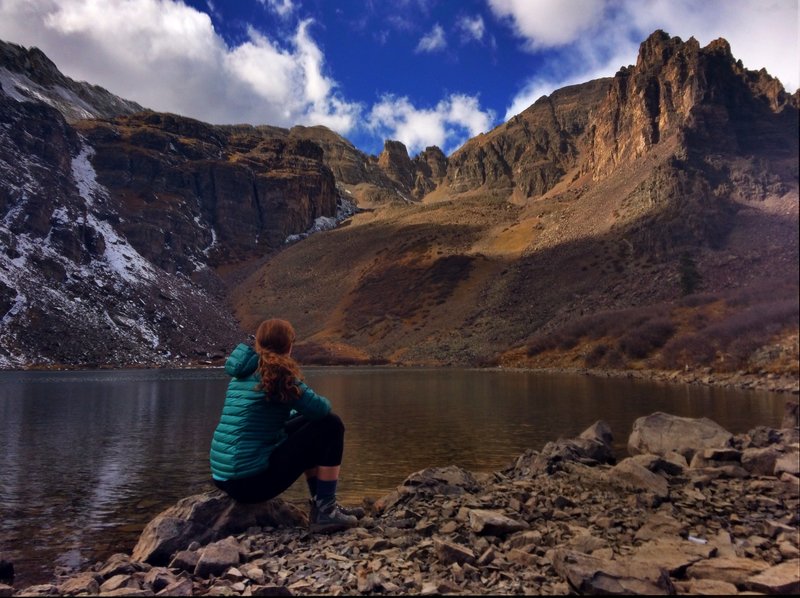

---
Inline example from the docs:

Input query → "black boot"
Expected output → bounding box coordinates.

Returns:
[309,496,358,533]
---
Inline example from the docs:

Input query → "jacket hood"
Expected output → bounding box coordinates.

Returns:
[225,343,259,378]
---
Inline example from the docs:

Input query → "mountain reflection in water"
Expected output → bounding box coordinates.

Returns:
[0,367,786,586]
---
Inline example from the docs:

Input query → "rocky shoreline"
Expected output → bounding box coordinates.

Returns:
[13,361,800,396]
[524,366,800,396]
[2,404,798,597]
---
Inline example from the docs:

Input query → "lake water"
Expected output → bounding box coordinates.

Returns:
[0,367,788,585]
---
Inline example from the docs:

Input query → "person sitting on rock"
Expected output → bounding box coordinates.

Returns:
[209,318,360,533]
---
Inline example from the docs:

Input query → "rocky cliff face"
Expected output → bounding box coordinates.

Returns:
[0,86,242,367]
[587,30,798,180]
[0,42,343,368]
[75,112,339,271]
[287,126,446,203]
[444,78,611,198]
[584,31,798,252]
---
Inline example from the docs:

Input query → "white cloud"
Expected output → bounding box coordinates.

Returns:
[488,0,605,48]
[416,24,447,53]
[259,0,296,18]
[368,93,495,155]
[0,0,360,132]
[492,0,799,118]
[457,15,485,43]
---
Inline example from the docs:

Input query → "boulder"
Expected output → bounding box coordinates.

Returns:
[781,401,799,429]
[741,445,785,476]
[689,447,742,469]
[686,556,770,586]
[628,412,733,460]
[58,572,100,595]
[629,452,687,476]
[629,538,715,575]
[433,538,476,566]
[131,490,306,566]
[634,512,688,542]
[525,420,616,474]
[194,537,242,579]
[774,447,800,476]
[579,420,614,447]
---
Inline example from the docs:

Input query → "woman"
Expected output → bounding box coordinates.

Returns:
[209,318,359,533]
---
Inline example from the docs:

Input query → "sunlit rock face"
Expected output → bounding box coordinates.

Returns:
[587,30,799,180]
[443,78,611,198]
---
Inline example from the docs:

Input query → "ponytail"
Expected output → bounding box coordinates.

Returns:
[254,319,302,402]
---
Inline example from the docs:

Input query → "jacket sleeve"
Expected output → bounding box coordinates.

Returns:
[292,381,332,420]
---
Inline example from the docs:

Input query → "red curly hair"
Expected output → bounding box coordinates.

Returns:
[254,319,302,402]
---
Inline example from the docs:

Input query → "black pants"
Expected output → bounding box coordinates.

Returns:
[214,412,345,503]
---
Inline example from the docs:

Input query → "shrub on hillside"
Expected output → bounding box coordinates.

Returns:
[659,296,798,371]
[617,318,676,359]
[659,333,717,368]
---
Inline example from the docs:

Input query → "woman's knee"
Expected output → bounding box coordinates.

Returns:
[320,411,345,435]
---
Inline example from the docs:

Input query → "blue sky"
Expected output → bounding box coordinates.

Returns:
[1,0,798,156]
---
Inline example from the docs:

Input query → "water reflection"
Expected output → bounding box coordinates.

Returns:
[0,367,786,586]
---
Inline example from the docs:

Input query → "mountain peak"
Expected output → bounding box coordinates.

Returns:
[0,39,144,122]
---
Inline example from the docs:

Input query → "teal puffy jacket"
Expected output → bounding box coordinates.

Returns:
[209,343,331,481]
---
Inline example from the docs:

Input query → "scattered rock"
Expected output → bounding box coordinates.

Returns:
[467,509,528,535]
[609,457,669,498]
[16,409,800,596]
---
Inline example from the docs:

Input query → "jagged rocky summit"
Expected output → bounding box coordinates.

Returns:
[5,404,798,596]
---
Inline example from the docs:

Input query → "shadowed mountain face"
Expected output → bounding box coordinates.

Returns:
[1,32,797,374]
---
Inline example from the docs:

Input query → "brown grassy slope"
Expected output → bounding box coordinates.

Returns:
[228,193,519,364]
[228,130,798,373]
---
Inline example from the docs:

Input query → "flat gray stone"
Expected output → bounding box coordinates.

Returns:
[468,509,528,535]
[609,458,669,498]
[552,548,675,595]
[745,560,800,595]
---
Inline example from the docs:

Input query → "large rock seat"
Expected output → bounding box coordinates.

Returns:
[131,489,306,566]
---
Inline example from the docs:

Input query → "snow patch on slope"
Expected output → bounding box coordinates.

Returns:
[0,67,98,120]
[70,142,157,283]
[285,195,360,244]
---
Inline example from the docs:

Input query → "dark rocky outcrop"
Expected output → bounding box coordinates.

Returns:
[0,78,243,368]
[76,112,339,269]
